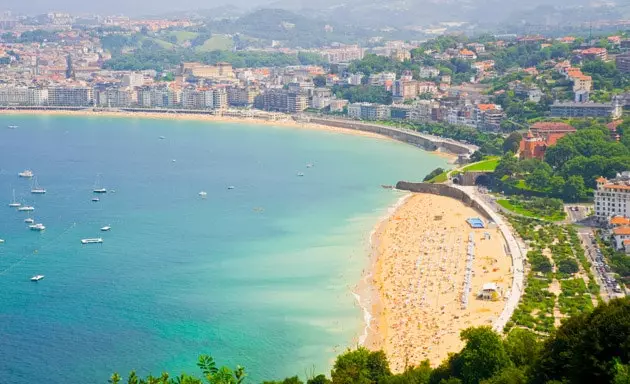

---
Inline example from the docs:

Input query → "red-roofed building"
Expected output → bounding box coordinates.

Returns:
[581,47,608,61]
[458,49,477,60]
[519,122,576,160]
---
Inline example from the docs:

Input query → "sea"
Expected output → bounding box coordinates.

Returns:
[0,115,448,383]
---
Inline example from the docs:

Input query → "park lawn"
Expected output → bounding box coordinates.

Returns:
[168,31,199,43]
[429,171,449,183]
[461,157,500,172]
[196,35,234,52]
[497,199,566,221]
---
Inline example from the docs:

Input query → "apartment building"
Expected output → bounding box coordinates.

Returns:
[616,53,630,74]
[595,172,630,221]
[347,102,391,120]
[0,87,29,105]
[213,87,228,110]
[48,87,93,106]
[311,88,332,110]
[551,101,622,119]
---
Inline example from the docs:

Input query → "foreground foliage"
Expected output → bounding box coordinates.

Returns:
[111,299,630,384]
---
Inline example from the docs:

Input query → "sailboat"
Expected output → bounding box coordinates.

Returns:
[8,189,21,207]
[93,174,107,194]
[30,177,46,194]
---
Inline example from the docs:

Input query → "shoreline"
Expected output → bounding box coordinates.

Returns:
[0,109,459,162]
[365,192,513,370]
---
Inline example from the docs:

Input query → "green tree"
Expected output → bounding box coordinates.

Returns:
[263,376,304,384]
[503,328,541,368]
[502,132,522,154]
[557,259,579,275]
[479,367,526,384]
[494,152,519,180]
[382,361,432,384]
[331,348,391,384]
[307,375,332,384]
[525,168,551,191]
[424,168,446,182]
[562,175,587,202]
[454,327,511,384]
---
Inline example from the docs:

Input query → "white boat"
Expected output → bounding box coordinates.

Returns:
[24,218,35,224]
[8,189,21,207]
[81,238,103,244]
[8,125,18,129]
[100,226,111,232]
[306,163,314,168]
[227,186,235,190]
[30,177,46,194]
[93,174,107,194]
[159,136,166,139]
[18,170,34,178]
[198,191,208,198]
[297,172,305,177]
[0,239,4,244]
[92,197,100,202]
[29,223,46,231]
[30,275,44,281]
[18,206,35,212]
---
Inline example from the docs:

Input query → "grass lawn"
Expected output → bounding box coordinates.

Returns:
[196,35,234,52]
[461,157,499,172]
[497,199,566,221]
[167,31,199,43]
[428,171,449,183]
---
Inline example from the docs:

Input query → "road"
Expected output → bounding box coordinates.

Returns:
[565,204,625,302]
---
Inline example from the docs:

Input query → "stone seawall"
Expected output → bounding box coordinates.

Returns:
[309,118,476,155]
[395,181,525,334]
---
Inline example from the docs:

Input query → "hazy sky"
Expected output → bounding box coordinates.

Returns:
[2,0,269,16]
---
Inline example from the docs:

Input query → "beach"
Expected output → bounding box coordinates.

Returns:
[366,193,512,371]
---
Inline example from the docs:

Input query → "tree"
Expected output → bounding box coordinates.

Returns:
[494,152,518,180]
[503,328,541,368]
[453,327,511,384]
[502,132,522,154]
[479,367,526,384]
[313,75,327,87]
[382,361,432,384]
[307,375,332,384]
[525,168,551,191]
[557,259,579,275]
[263,377,304,384]
[331,348,391,384]
[533,298,630,384]
[562,175,587,202]
[109,373,122,384]
[424,168,446,182]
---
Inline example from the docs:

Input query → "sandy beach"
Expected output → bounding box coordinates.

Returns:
[366,193,511,371]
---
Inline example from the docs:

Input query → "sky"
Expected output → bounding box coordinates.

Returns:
[2,0,270,16]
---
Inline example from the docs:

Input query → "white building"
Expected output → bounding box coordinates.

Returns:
[47,87,93,106]
[0,87,29,105]
[28,88,49,105]
[311,88,332,109]
[595,172,630,221]
[121,73,145,88]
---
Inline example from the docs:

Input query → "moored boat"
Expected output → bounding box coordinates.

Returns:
[81,238,103,244]
[29,223,46,231]
[8,189,21,207]
[17,206,35,212]
[18,170,34,178]
[100,226,111,231]
[30,275,44,281]
[30,177,46,194]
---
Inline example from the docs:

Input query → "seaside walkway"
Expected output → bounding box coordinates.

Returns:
[453,185,525,333]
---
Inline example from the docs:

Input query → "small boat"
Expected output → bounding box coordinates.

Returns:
[18,206,35,212]
[92,197,100,202]
[8,189,21,207]
[306,163,314,168]
[93,174,107,193]
[0,239,4,244]
[297,172,305,177]
[29,223,46,231]
[227,186,235,190]
[24,218,35,224]
[199,191,208,198]
[159,136,166,140]
[100,226,111,232]
[8,125,18,129]
[30,177,46,194]
[18,170,34,178]
[172,159,177,163]
[30,275,45,281]
[81,238,103,244]
[381,185,394,189]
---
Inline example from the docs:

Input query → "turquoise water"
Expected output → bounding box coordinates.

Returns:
[0,115,448,383]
